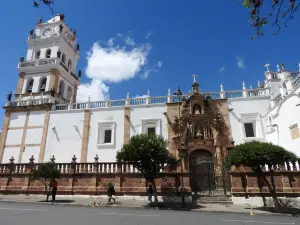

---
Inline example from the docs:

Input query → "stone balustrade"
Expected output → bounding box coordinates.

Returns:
[0,155,169,175]
[18,58,58,68]
[53,88,271,111]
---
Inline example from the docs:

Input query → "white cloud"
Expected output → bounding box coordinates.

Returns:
[219,66,225,72]
[236,56,246,69]
[145,31,153,39]
[107,38,114,47]
[124,36,135,46]
[77,35,159,102]
[77,79,109,102]
[157,61,163,68]
[141,61,163,79]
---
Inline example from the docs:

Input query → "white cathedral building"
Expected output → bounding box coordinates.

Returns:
[0,15,300,164]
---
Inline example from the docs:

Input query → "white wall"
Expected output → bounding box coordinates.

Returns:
[28,111,45,126]
[6,130,23,145]
[9,112,26,127]
[266,94,300,156]
[25,128,43,144]
[43,111,84,163]
[130,105,168,138]
[228,97,270,145]
[1,147,19,163]
[87,108,124,162]
[21,146,40,163]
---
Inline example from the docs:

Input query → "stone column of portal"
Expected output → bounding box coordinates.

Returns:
[215,144,223,192]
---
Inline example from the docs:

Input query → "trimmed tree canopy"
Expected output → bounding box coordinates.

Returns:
[116,134,178,180]
[32,162,61,183]
[227,141,298,170]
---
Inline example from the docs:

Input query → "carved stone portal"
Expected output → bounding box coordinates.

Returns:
[167,85,232,195]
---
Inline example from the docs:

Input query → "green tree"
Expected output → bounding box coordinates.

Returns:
[227,141,298,212]
[32,162,61,201]
[242,0,300,39]
[116,134,178,204]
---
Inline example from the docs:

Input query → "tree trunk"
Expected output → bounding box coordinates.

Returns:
[45,180,50,202]
[262,174,284,212]
[151,179,159,205]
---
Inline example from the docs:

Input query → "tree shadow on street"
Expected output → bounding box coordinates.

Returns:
[143,196,202,211]
[38,200,75,203]
[251,206,300,217]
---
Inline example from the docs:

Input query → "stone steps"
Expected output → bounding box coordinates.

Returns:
[195,196,233,205]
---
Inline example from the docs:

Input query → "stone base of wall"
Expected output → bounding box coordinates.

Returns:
[0,172,191,196]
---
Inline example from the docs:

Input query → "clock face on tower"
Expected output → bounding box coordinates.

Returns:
[41,27,53,39]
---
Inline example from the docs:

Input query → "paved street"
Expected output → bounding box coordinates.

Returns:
[0,202,298,225]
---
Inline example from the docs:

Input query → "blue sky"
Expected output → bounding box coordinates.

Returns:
[0,0,299,126]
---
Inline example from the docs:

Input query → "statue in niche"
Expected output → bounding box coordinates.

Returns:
[57,49,61,58]
[50,87,56,97]
[6,91,12,102]
[193,104,201,114]
[195,124,204,139]
[59,24,64,33]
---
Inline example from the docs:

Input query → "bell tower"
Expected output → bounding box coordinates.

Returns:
[12,14,81,106]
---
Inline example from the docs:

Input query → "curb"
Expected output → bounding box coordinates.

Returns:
[0,199,297,217]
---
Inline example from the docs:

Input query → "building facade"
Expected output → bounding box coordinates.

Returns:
[0,15,300,182]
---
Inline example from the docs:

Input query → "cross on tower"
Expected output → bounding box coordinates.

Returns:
[192,73,197,83]
[264,63,270,72]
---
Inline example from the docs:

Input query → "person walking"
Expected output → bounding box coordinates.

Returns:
[107,183,116,203]
[147,184,153,203]
[50,179,58,202]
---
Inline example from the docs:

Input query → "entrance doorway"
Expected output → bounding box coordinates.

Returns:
[189,150,216,195]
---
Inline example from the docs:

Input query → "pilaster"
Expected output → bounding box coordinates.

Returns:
[15,72,25,94]
[50,69,60,90]
[38,111,50,162]
[0,112,11,163]
[123,107,131,144]
[18,112,30,163]
[80,110,91,162]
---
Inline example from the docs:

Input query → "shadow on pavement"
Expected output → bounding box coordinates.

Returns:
[251,206,300,217]
[38,200,75,203]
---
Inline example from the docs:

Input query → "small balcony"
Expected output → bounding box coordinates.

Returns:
[18,58,60,72]
[18,58,79,80]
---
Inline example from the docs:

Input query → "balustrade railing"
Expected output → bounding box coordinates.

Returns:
[1,159,300,175]
[225,90,243,98]
[0,155,173,175]
[19,58,58,68]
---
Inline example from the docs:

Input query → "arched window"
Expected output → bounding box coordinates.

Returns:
[67,86,72,100]
[46,49,51,58]
[26,78,34,93]
[36,50,41,59]
[62,53,66,64]
[68,59,72,69]
[39,77,47,92]
[59,80,65,97]
[193,104,201,115]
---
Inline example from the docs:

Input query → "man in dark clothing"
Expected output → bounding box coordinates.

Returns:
[50,179,58,202]
[147,184,153,203]
[107,183,116,203]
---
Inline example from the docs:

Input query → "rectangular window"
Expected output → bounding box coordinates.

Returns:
[244,123,255,137]
[104,130,112,143]
[290,124,300,140]
[147,127,156,135]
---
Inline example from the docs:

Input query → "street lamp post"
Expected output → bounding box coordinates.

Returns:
[174,86,186,208]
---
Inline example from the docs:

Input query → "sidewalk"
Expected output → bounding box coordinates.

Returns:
[0,194,298,216]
